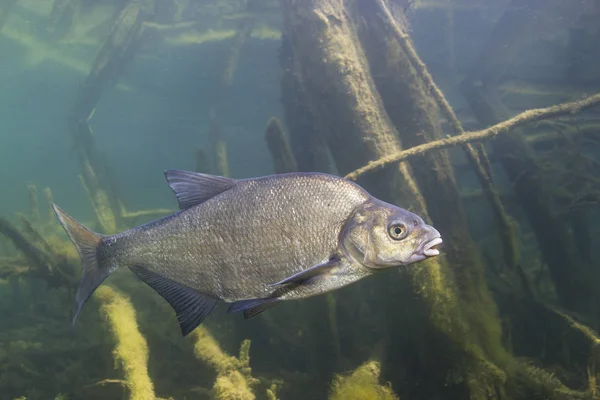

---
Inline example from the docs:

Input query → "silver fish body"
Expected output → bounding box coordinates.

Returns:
[53,171,442,336]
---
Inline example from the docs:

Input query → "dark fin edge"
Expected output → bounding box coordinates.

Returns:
[164,169,237,210]
[129,265,218,336]
[52,203,110,326]
[228,298,280,319]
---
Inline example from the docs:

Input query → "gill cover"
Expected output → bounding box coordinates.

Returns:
[340,202,381,269]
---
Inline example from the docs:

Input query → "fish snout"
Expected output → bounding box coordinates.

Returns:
[418,226,443,258]
[422,237,443,257]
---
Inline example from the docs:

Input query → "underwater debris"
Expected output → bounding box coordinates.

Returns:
[208,112,231,178]
[118,203,175,226]
[222,13,255,87]
[45,0,78,41]
[264,117,298,174]
[191,327,259,400]
[279,32,333,173]
[2,0,600,398]
[205,3,256,180]
[358,10,516,398]
[329,360,399,400]
[26,185,39,226]
[67,2,147,234]
[280,0,407,187]
[544,306,600,396]
[96,286,156,400]
[459,0,600,320]
[461,83,599,318]
[279,2,497,397]
[78,165,118,235]
[371,0,522,272]
[344,91,600,181]
[195,147,211,174]
[0,216,74,288]
[325,294,342,363]
[265,381,282,400]
[277,1,600,398]
[43,187,55,224]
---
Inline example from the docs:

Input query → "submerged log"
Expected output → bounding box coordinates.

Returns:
[279,32,333,173]
[43,187,54,223]
[264,117,298,174]
[461,82,598,319]
[208,112,230,177]
[355,2,522,396]
[462,0,599,309]
[280,0,595,398]
[281,0,430,386]
[95,286,156,400]
[68,1,146,234]
[26,185,39,226]
[0,217,74,288]
[194,147,210,174]
[279,0,512,397]
[45,0,78,40]
[369,0,522,275]
[206,12,255,177]
[281,0,418,203]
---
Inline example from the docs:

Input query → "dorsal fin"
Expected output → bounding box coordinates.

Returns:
[164,170,236,209]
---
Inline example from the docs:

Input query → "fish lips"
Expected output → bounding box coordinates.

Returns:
[406,232,443,264]
[422,237,443,257]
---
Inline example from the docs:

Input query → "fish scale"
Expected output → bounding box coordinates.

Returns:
[53,170,442,336]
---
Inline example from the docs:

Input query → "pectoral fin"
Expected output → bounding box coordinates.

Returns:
[267,256,341,287]
[228,257,342,319]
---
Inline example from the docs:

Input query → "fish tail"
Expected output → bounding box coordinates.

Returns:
[52,203,115,327]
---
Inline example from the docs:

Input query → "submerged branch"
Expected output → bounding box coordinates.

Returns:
[375,0,463,134]
[119,207,175,221]
[83,379,127,389]
[345,92,600,181]
[374,0,522,273]
[545,306,600,396]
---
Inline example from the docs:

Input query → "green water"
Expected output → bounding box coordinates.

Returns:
[1,1,600,399]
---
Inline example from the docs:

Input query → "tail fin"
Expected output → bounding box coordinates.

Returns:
[52,203,114,326]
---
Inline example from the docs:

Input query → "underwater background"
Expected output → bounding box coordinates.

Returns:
[1,0,600,399]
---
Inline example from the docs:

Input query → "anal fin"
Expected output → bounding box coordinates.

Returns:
[228,298,280,319]
[129,266,218,336]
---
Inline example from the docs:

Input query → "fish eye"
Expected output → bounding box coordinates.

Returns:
[389,223,408,240]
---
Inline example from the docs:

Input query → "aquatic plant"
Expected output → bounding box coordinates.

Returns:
[95,286,156,400]
[191,327,259,400]
[329,360,399,400]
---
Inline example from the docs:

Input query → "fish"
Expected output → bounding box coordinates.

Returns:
[53,170,443,336]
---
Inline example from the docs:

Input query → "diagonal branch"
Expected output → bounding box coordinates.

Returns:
[345,92,600,181]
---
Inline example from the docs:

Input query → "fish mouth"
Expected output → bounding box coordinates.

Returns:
[421,237,443,257]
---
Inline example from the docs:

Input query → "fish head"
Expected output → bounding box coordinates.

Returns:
[340,199,442,270]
